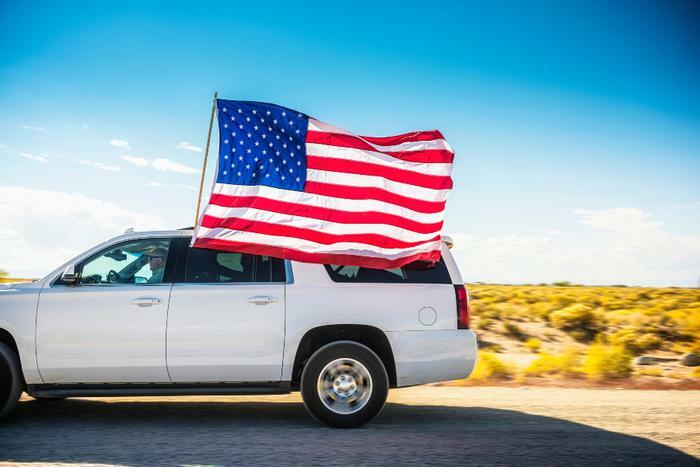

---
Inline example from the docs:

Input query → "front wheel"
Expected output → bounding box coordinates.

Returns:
[301,341,388,428]
[0,342,23,419]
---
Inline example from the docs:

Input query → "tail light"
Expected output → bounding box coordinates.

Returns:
[454,284,470,329]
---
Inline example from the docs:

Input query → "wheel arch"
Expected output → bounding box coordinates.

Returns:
[291,324,397,389]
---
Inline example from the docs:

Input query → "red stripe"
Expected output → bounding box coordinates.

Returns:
[200,214,441,249]
[360,130,445,145]
[304,181,446,214]
[192,237,441,269]
[209,194,442,234]
[307,156,453,190]
[306,131,454,163]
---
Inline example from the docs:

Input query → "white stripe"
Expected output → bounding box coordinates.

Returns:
[196,226,443,258]
[305,143,452,177]
[306,169,449,202]
[203,204,441,240]
[308,118,454,153]
[211,183,445,223]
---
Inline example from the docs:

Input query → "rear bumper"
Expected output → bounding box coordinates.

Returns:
[386,329,478,387]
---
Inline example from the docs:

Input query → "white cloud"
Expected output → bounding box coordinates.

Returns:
[449,208,700,287]
[151,158,199,174]
[122,155,199,174]
[0,186,165,278]
[176,141,203,153]
[147,181,162,187]
[78,160,121,172]
[674,201,700,210]
[19,152,48,162]
[19,124,46,131]
[147,181,197,191]
[176,184,198,191]
[121,155,150,166]
[109,139,131,150]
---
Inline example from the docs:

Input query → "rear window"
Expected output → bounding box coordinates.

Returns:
[324,258,451,284]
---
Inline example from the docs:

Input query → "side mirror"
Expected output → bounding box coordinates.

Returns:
[61,264,78,283]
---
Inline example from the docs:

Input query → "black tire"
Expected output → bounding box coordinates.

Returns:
[301,341,388,428]
[0,342,23,419]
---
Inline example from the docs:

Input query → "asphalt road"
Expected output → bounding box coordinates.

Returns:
[1,387,698,466]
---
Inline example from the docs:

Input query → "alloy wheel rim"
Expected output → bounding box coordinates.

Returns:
[317,358,373,415]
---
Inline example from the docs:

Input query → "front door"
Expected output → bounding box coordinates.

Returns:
[36,237,175,383]
[166,243,286,382]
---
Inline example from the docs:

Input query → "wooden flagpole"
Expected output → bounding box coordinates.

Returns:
[194,91,218,228]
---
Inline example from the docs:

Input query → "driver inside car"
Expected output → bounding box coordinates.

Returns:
[145,247,168,284]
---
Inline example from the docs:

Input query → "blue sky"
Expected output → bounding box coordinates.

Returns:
[1,1,699,285]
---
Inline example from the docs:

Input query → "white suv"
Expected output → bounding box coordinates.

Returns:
[0,229,477,427]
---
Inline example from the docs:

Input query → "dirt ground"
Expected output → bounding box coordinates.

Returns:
[1,386,698,466]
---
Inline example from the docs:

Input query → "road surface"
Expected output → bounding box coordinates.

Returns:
[1,387,698,465]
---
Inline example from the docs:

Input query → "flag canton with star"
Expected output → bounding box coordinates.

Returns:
[216,100,308,192]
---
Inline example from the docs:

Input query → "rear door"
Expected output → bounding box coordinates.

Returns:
[166,239,286,382]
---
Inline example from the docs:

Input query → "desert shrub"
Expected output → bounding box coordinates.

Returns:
[608,329,662,355]
[470,352,513,380]
[502,322,527,341]
[552,281,572,287]
[580,344,632,381]
[637,368,662,377]
[524,338,541,352]
[522,347,581,377]
[476,317,494,331]
[693,367,700,379]
[550,304,601,341]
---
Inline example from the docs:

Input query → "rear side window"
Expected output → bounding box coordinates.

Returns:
[184,247,286,283]
[324,258,451,284]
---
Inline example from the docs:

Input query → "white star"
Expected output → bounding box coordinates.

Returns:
[232,132,236,136]
[275,135,280,140]
[281,175,286,180]
[239,140,244,145]
[269,142,273,147]
[297,145,301,150]
[282,159,287,165]
[297,113,302,118]
[222,107,227,112]
[224,155,229,160]
[276,151,280,156]
[237,108,242,113]
[224,123,228,128]
[252,109,257,114]
[297,161,302,166]
[239,156,244,161]
[237,171,242,176]
[290,152,294,157]
[265,173,270,178]
[280,128,285,133]
[246,117,250,122]
[223,170,227,175]
[262,150,267,155]
[289,120,294,125]
[224,139,229,144]
[295,129,300,134]
[252,172,256,177]
[268,158,273,163]
[281,111,286,117]
[268,126,272,132]
[254,141,259,146]
[260,118,265,123]
[232,148,236,153]
[254,157,259,162]
[230,116,235,121]
[296,177,300,182]
[239,124,244,129]
[289,168,293,173]
[254,125,259,131]
[247,133,252,138]
[266,110,271,115]
[275,167,280,172]
[246,148,252,154]
[260,165,265,171]
[289,136,293,141]
[231,163,235,168]
[262,134,267,139]
[246,164,250,169]
[273,119,278,124]
[283,143,287,148]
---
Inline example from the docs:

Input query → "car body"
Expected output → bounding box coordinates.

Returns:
[0,229,477,427]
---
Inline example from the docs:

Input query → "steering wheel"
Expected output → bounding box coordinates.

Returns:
[106,269,120,283]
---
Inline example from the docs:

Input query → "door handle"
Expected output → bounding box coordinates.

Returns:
[247,296,277,305]
[132,297,163,307]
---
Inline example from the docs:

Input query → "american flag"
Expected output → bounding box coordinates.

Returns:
[192,99,454,269]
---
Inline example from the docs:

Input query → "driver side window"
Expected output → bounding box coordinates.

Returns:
[78,238,172,285]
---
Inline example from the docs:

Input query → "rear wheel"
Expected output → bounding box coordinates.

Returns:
[0,342,23,419]
[301,341,388,428]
